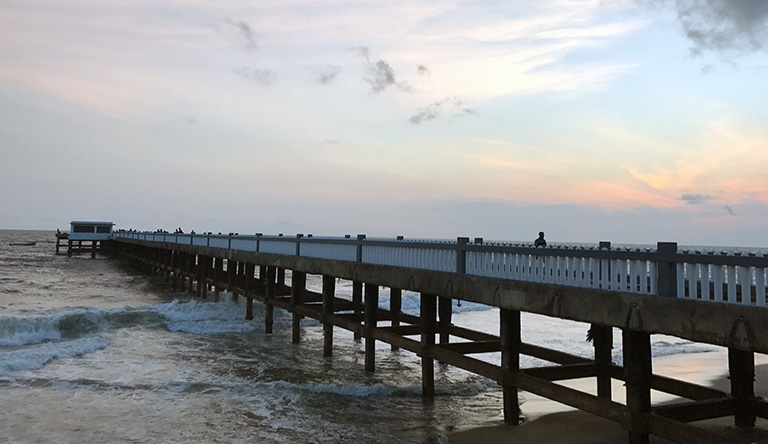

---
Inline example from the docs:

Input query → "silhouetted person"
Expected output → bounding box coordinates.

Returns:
[534,231,546,247]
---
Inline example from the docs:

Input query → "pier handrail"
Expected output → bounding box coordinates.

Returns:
[112,231,768,307]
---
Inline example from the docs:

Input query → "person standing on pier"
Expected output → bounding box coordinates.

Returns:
[534,231,546,247]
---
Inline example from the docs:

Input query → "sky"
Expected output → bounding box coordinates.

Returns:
[1,0,767,247]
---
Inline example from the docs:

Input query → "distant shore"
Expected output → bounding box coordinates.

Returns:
[449,350,768,444]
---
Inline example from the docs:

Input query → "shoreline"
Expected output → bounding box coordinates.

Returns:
[449,350,768,444]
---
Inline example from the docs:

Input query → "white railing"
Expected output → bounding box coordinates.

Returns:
[363,240,456,273]
[465,244,658,294]
[300,237,357,261]
[675,250,767,306]
[112,231,768,307]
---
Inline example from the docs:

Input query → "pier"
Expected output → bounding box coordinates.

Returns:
[102,231,768,444]
[56,221,114,257]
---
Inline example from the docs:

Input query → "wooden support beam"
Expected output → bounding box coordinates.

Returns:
[353,280,363,340]
[421,293,436,398]
[522,363,598,382]
[390,288,402,351]
[511,372,625,423]
[439,340,500,354]
[323,275,335,357]
[245,263,255,320]
[438,296,452,345]
[214,257,224,295]
[291,270,306,344]
[500,308,521,425]
[654,397,736,423]
[623,328,652,444]
[380,325,422,336]
[591,324,613,399]
[227,259,236,293]
[649,373,727,401]
[258,265,266,286]
[265,266,276,334]
[647,413,737,444]
[187,254,194,294]
[372,329,421,353]
[197,255,206,299]
[364,283,378,372]
[729,347,756,427]
[520,343,592,365]
[332,300,356,312]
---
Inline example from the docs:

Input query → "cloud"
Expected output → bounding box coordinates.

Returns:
[348,46,413,93]
[316,66,341,85]
[182,116,197,124]
[651,0,768,55]
[409,97,478,125]
[724,205,736,216]
[417,65,430,76]
[223,17,258,51]
[233,66,277,86]
[680,193,712,204]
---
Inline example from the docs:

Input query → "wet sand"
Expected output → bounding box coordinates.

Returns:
[449,350,768,444]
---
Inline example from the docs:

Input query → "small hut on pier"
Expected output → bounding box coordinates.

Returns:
[58,221,114,257]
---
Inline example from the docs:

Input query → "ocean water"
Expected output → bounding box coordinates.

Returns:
[0,230,714,443]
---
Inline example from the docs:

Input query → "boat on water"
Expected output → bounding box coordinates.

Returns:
[9,241,37,246]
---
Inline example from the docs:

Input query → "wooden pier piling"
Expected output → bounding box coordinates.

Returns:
[364,283,378,372]
[420,293,436,398]
[323,275,335,357]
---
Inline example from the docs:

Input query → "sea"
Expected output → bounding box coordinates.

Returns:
[0,230,718,444]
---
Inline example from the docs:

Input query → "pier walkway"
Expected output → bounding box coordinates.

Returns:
[107,231,768,444]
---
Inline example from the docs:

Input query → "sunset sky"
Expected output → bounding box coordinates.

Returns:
[1,0,767,247]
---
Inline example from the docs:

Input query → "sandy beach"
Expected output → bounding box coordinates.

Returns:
[449,350,768,444]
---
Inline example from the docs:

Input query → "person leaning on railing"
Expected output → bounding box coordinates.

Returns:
[534,231,546,247]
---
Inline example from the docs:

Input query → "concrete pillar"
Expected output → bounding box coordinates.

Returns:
[187,253,195,294]
[245,263,255,320]
[214,257,224,295]
[592,324,613,399]
[353,280,363,341]
[729,347,756,427]
[421,293,437,398]
[291,271,306,344]
[265,266,275,334]
[390,288,402,351]
[438,296,452,345]
[500,308,521,424]
[623,329,652,444]
[364,283,378,372]
[323,275,335,357]
[227,259,236,293]
[196,255,205,299]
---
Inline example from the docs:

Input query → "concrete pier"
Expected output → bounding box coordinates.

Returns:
[102,232,768,444]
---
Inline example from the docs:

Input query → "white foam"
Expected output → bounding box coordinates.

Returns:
[154,298,264,334]
[0,336,109,374]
